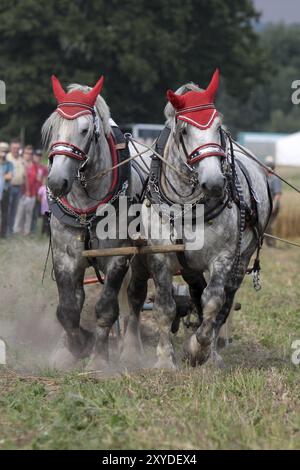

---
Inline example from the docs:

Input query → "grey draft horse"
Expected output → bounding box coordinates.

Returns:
[126,69,271,368]
[43,75,150,370]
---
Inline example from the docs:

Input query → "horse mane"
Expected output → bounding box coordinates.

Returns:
[42,83,112,149]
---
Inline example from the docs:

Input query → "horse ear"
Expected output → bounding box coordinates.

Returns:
[86,76,104,105]
[51,75,67,103]
[206,68,219,102]
[167,89,185,110]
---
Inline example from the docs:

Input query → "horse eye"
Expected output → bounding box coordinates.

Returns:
[81,129,88,136]
[182,128,187,136]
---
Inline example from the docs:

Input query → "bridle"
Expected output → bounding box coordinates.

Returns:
[175,104,226,168]
[48,105,101,188]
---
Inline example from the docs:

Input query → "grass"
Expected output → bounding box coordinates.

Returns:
[273,166,300,238]
[0,235,300,450]
[1,166,300,451]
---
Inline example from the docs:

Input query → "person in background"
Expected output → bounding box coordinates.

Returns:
[265,155,282,247]
[13,145,36,236]
[0,142,13,239]
[31,149,47,234]
[37,176,50,236]
[7,138,23,235]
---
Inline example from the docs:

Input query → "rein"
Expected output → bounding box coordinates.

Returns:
[229,134,300,195]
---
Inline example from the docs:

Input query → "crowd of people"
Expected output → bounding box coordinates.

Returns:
[0,137,282,245]
[0,139,49,239]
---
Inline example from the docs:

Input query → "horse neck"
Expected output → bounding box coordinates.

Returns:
[162,135,201,204]
[66,132,113,209]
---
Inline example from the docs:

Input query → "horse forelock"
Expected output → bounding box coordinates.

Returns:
[42,83,111,149]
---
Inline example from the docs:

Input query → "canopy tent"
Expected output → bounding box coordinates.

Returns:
[276,132,300,166]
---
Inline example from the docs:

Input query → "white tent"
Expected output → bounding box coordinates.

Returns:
[276,132,300,166]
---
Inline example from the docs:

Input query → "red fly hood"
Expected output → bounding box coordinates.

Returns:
[167,69,220,130]
[51,75,104,119]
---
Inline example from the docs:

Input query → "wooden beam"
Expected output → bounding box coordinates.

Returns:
[82,244,185,258]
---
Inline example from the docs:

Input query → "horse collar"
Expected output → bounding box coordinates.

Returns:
[48,125,131,228]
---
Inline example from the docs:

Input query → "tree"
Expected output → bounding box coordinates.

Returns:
[219,24,300,134]
[0,0,266,144]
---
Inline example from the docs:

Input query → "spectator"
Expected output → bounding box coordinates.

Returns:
[0,142,13,239]
[265,155,282,247]
[38,176,50,236]
[7,138,24,235]
[31,149,47,234]
[13,147,36,235]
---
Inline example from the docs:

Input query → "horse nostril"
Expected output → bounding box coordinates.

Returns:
[202,183,207,191]
[62,179,69,193]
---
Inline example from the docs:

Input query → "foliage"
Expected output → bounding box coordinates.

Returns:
[0,0,266,144]
[219,24,300,134]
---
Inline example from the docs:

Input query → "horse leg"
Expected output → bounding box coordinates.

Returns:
[215,287,237,348]
[185,257,230,366]
[181,270,207,326]
[51,265,94,369]
[121,260,149,367]
[151,256,177,369]
[85,256,128,371]
[212,255,252,358]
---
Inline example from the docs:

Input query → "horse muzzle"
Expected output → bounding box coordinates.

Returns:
[200,174,226,199]
[47,162,74,197]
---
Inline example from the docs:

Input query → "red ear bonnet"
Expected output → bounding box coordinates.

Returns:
[51,75,104,119]
[166,69,220,130]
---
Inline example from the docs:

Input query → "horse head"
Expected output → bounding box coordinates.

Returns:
[167,69,226,199]
[44,75,105,197]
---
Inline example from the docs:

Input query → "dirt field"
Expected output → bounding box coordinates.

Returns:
[0,232,300,449]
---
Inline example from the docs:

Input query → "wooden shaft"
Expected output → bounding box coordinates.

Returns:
[82,244,185,258]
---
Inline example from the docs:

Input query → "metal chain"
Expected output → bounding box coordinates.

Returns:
[47,181,129,227]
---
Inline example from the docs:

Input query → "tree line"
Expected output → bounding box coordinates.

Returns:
[0,0,298,144]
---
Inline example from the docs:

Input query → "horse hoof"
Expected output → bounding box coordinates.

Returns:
[120,342,144,369]
[153,357,177,370]
[49,345,79,371]
[212,350,226,369]
[120,352,142,370]
[184,333,211,367]
[85,354,109,373]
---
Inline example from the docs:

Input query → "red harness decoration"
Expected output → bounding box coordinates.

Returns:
[51,75,104,120]
[49,142,88,162]
[187,142,226,165]
[49,74,121,215]
[176,104,218,130]
[167,69,225,163]
[167,69,220,131]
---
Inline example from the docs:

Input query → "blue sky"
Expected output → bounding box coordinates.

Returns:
[253,0,300,24]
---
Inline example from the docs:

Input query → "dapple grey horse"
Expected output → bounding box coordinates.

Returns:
[43,76,150,370]
[126,70,271,368]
